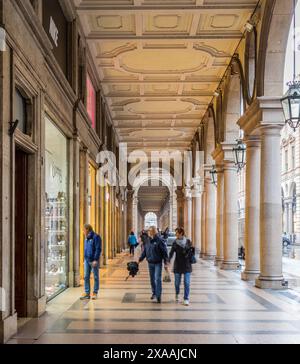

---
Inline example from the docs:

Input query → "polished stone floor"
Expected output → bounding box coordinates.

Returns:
[7,253,300,344]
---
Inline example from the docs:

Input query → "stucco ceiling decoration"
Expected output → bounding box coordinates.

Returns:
[74,0,258,153]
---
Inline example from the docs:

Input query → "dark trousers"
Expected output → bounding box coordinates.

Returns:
[129,245,135,255]
[148,262,163,299]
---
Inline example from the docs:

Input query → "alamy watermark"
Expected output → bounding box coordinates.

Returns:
[96,143,205,194]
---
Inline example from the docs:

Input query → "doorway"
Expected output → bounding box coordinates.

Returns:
[14,148,28,317]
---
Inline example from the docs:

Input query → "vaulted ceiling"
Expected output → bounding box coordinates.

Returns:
[138,185,170,213]
[74,0,258,154]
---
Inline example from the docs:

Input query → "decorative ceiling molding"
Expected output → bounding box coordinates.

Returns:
[74,0,258,151]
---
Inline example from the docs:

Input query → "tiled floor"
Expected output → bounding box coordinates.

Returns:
[7,253,300,344]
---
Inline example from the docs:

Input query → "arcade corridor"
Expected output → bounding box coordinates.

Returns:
[7,253,300,345]
[2,0,300,345]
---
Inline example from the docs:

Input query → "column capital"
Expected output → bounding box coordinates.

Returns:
[238,96,284,137]
[192,178,204,196]
[244,135,261,147]
[212,143,236,166]
[184,188,193,200]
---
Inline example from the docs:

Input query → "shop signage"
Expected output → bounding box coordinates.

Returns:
[43,0,68,76]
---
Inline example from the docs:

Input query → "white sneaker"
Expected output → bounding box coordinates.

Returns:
[183,300,189,306]
[175,295,179,303]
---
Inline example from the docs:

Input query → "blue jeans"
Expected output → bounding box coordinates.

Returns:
[84,259,100,294]
[175,273,191,300]
[148,262,162,299]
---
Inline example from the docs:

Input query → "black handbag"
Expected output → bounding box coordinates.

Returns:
[186,246,197,264]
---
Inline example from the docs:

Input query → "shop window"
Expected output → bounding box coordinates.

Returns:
[78,35,85,101]
[45,117,69,300]
[42,0,68,77]
[14,88,28,134]
[87,74,96,129]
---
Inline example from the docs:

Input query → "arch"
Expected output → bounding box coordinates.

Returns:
[204,109,217,164]
[131,167,178,232]
[221,72,242,143]
[144,212,158,229]
[258,0,295,96]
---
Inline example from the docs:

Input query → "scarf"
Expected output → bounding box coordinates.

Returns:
[176,236,187,249]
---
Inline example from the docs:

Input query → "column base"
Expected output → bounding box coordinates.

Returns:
[74,272,81,287]
[27,296,46,318]
[255,276,288,290]
[241,270,260,281]
[221,261,240,270]
[214,257,223,267]
[0,313,17,344]
[202,254,216,261]
[200,252,205,258]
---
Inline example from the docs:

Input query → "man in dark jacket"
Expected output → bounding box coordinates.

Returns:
[138,226,169,303]
[81,224,102,300]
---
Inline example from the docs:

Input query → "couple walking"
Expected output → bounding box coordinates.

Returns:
[138,226,194,306]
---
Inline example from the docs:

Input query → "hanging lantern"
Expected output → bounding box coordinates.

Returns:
[233,139,246,172]
[209,165,218,187]
[281,81,300,131]
[281,0,300,131]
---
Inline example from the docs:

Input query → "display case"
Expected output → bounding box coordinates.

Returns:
[45,192,68,299]
[45,117,69,300]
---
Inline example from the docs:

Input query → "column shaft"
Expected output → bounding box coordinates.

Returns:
[204,179,216,260]
[242,138,261,281]
[215,170,224,267]
[200,191,206,258]
[221,163,239,270]
[186,196,193,240]
[256,127,286,289]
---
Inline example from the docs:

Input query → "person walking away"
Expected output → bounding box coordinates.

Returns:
[128,231,138,256]
[138,226,169,303]
[81,224,102,300]
[169,227,193,306]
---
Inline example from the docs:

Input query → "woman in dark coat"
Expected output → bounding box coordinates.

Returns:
[169,227,193,306]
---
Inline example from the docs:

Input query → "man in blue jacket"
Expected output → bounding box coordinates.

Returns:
[139,226,169,303]
[81,224,102,300]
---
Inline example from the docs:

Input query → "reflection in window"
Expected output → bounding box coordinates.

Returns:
[14,89,27,134]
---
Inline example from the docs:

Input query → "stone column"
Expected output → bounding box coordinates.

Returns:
[221,144,240,270]
[176,188,185,228]
[242,137,261,281]
[238,97,287,288]
[132,195,138,234]
[215,167,224,267]
[287,200,294,235]
[283,202,288,234]
[203,174,216,260]
[200,190,206,258]
[256,125,286,289]
[185,188,193,240]
[192,180,202,253]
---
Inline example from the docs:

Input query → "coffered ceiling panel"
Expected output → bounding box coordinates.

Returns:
[74,0,259,153]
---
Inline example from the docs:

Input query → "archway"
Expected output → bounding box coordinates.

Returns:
[131,167,178,234]
[144,212,158,229]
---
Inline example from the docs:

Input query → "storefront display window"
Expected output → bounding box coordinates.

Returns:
[45,117,69,299]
